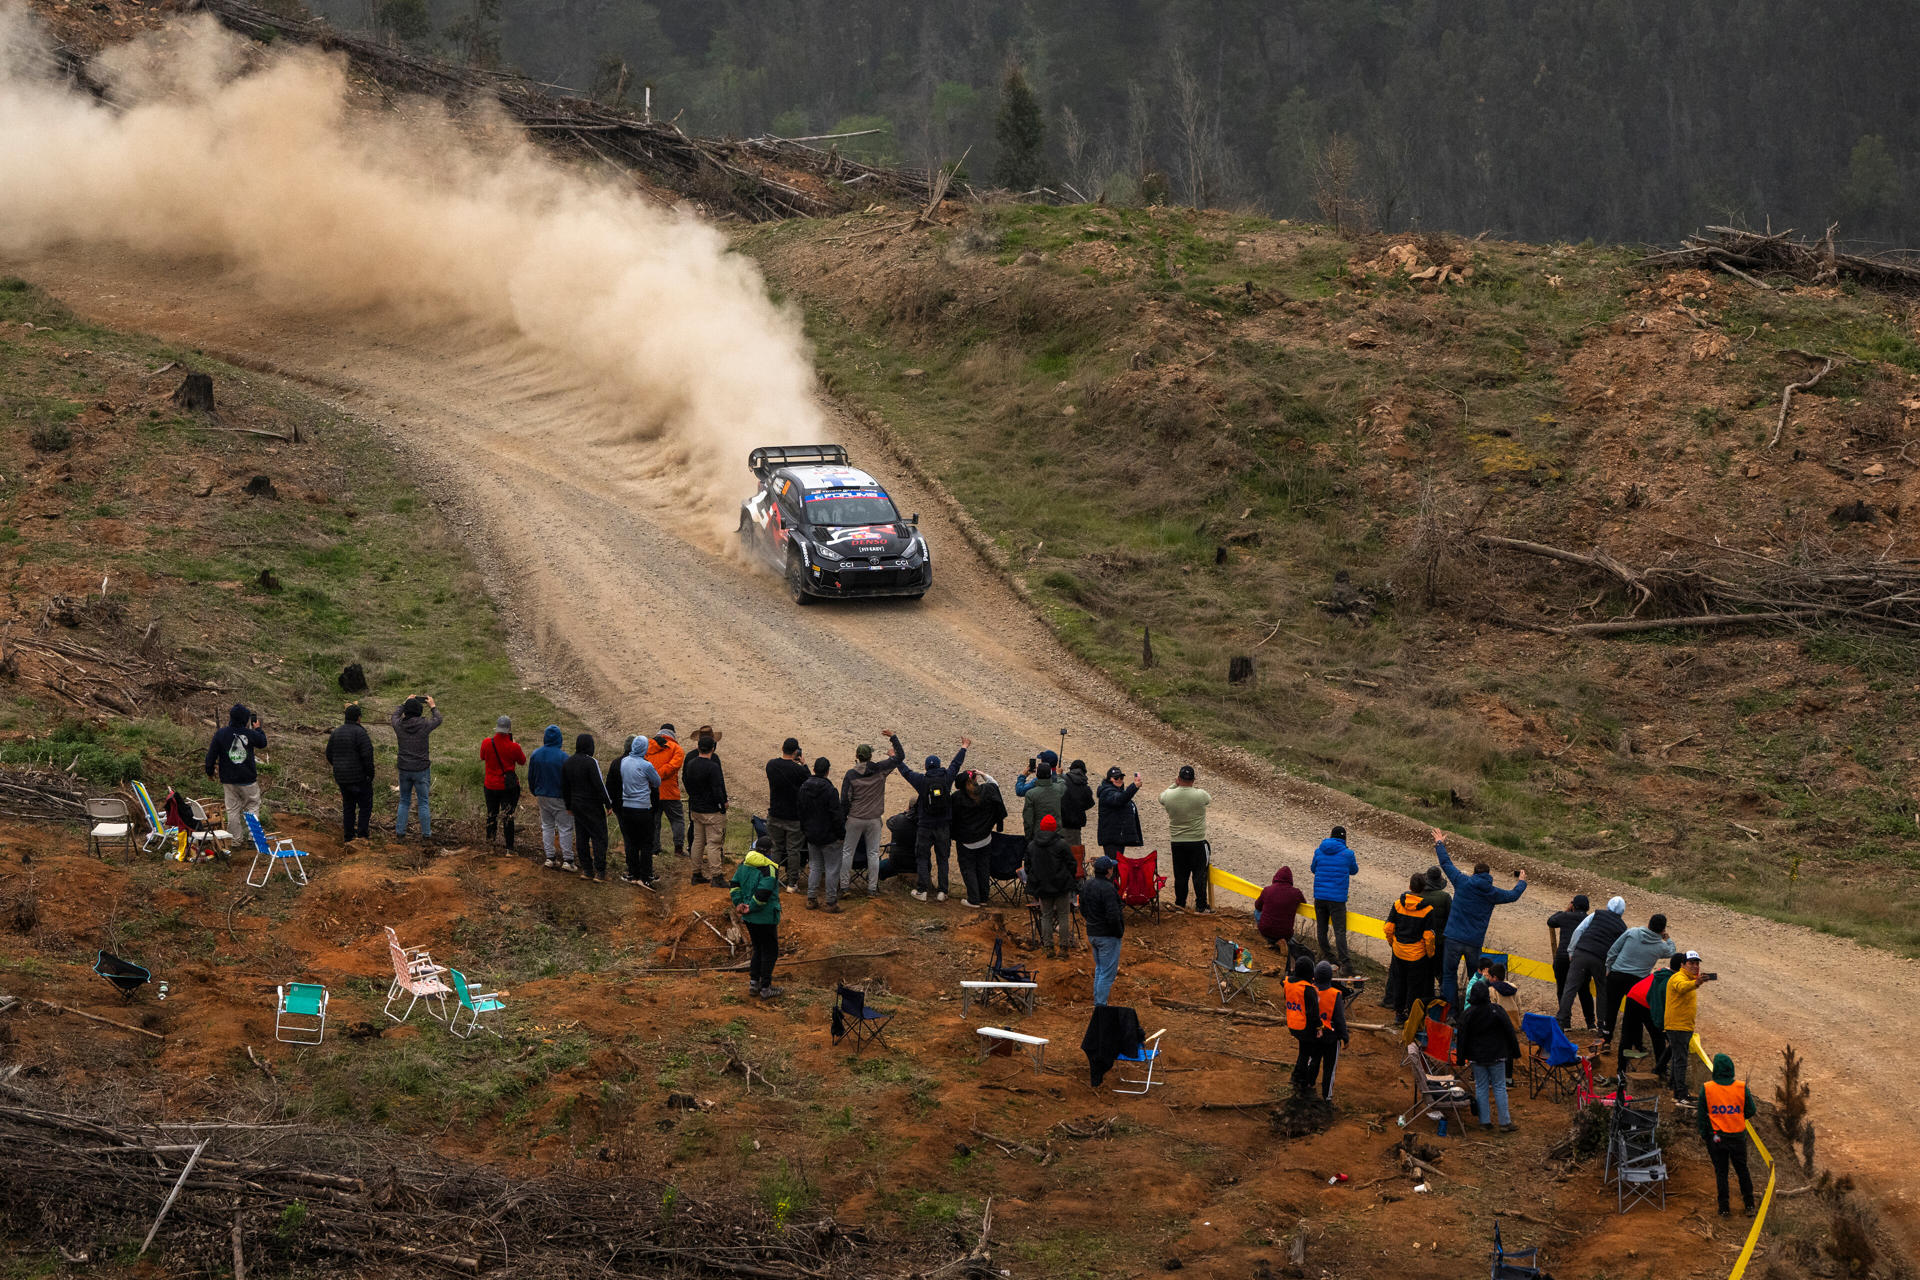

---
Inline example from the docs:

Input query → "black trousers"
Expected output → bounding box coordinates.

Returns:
[572,809,608,877]
[1315,899,1349,965]
[956,841,991,905]
[651,798,685,854]
[1170,841,1209,908]
[1618,997,1656,1057]
[1600,970,1636,1040]
[1709,1131,1755,1211]
[338,780,373,842]
[1553,954,1595,1026]
[914,820,951,893]
[1386,956,1429,1021]
[484,785,518,850]
[1668,1030,1694,1097]
[616,806,656,881]
[1290,1029,1318,1092]
[746,920,779,989]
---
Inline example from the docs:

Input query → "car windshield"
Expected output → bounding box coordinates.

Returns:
[802,488,900,526]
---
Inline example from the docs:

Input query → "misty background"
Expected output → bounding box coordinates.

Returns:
[302,0,1920,246]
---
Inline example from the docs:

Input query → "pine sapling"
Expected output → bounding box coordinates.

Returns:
[1774,1043,1809,1143]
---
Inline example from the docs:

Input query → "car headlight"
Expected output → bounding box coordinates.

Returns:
[813,543,842,562]
[905,537,926,566]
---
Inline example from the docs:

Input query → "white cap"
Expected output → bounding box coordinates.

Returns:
[1685,950,1701,961]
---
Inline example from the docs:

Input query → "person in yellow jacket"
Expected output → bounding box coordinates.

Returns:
[1382,873,1437,1021]
[1696,1052,1757,1217]
[1663,950,1717,1100]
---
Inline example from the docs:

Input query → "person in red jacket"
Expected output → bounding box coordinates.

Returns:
[1255,866,1306,951]
[480,716,528,852]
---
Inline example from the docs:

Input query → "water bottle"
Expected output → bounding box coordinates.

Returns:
[157,982,169,1002]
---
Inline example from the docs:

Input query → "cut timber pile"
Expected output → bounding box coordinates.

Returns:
[1642,225,1920,296]
[190,0,957,221]
[0,766,85,824]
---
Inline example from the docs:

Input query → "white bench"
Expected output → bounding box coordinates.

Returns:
[961,980,1038,1015]
[975,1026,1048,1071]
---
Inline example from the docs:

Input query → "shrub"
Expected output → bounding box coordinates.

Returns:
[29,423,72,452]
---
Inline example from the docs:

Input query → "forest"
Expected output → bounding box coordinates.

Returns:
[305,0,1920,246]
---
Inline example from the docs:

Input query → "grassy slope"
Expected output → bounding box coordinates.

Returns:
[0,277,566,822]
[741,205,1920,953]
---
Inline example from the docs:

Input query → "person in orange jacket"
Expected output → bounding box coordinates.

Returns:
[645,724,687,858]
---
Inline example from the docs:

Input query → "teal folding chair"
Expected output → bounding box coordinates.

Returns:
[275,982,328,1044]
[447,969,508,1039]
[244,811,310,887]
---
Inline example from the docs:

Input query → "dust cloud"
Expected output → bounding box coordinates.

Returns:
[0,6,824,532]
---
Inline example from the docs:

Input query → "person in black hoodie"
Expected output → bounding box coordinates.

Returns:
[1308,959,1350,1100]
[897,736,969,902]
[560,734,612,882]
[204,702,268,821]
[1025,814,1078,957]
[1459,981,1521,1131]
[1547,893,1594,1029]
[797,757,845,912]
[323,703,376,843]
[951,768,1008,908]
[1059,761,1096,877]
[1095,767,1143,858]
[1079,856,1125,1004]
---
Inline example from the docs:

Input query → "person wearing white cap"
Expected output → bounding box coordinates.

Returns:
[1664,951,1718,1101]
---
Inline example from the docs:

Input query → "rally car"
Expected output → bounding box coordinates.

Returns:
[738,445,931,604]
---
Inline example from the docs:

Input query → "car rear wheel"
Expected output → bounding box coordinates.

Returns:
[786,551,814,605]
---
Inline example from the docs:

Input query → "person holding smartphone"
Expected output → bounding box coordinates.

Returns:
[205,702,269,821]
[1663,951,1718,1101]
[390,694,441,839]
[1096,767,1144,860]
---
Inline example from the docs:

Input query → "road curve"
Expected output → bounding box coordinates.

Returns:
[16,246,1919,1236]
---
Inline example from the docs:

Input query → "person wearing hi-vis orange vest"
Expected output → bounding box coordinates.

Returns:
[1285,957,1347,1098]
[1382,872,1438,1022]
[1696,1052,1757,1217]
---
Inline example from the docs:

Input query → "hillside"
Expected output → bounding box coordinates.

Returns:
[741,206,1920,954]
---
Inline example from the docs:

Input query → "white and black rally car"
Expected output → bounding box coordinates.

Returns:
[738,444,931,604]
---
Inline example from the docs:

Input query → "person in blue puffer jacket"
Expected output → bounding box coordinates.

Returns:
[1309,826,1360,974]
[527,725,574,869]
[1433,828,1527,1008]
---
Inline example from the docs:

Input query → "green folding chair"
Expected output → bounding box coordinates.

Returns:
[447,969,508,1039]
[275,982,328,1044]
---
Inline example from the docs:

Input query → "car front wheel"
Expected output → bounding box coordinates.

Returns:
[786,551,815,605]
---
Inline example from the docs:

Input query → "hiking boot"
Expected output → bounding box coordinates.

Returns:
[806,898,819,910]
[822,903,842,914]
[911,890,928,902]
[758,985,784,998]
[691,872,708,885]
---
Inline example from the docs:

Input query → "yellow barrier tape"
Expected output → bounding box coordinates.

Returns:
[1690,1032,1775,1280]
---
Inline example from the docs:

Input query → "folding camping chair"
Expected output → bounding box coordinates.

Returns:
[184,796,235,862]
[1112,1028,1167,1096]
[1115,849,1166,922]
[1609,1095,1668,1213]
[831,984,895,1054]
[986,937,1035,985]
[1028,898,1083,950]
[1210,936,1256,1006]
[93,950,151,1001]
[275,982,329,1044]
[987,831,1027,906]
[130,781,182,860]
[447,968,508,1039]
[1604,1092,1661,1182]
[384,937,451,1022]
[243,811,310,887]
[1521,1012,1582,1101]
[1397,1042,1472,1132]
[1573,1054,1641,1112]
[1489,1220,1543,1279]
[85,797,135,859]
[1421,1000,1456,1075]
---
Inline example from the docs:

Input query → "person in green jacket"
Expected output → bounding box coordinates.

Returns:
[1158,765,1213,912]
[1696,1052,1757,1217]
[731,846,784,998]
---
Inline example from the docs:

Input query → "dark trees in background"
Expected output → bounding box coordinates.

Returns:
[993,62,1047,191]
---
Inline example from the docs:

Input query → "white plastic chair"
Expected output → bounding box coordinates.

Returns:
[275,982,328,1044]
[85,797,134,858]
[243,812,310,887]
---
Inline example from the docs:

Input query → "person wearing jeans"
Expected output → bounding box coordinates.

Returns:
[1431,830,1527,1008]
[389,695,442,838]
[1159,766,1212,912]
[1080,856,1125,1004]
[1459,981,1520,1131]
[1309,825,1359,972]
[527,725,574,869]
[323,703,375,844]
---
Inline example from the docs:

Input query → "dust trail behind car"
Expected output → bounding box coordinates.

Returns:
[0,4,821,534]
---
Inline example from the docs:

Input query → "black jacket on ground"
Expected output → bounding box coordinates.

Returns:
[1095,780,1143,848]
[1079,874,1125,938]
[560,742,611,816]
[765,757,809,821]
[1024,828,1077,897]
[952,778,1008,846]
[324,722,375,786]
[1060,769,1095,834]
[682,753,727,813]
[796,774,844,845]
[1082,1004,1146,1087]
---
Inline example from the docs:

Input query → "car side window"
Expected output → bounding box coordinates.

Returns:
[778,485,803,523]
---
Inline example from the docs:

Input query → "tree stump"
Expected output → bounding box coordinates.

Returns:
[338,662,368,693]
[1228,656,1255,684]
[1141,626,1154,668]
[243,475,279,500]
[257,569,282,594]
[171,373,215,414]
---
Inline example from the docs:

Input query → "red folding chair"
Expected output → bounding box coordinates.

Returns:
[1115,850,1167,922]
[1421,1001,1455,1074]
[1573,1054,1643,1111]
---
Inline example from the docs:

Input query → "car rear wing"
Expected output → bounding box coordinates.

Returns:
[749,444,849,479]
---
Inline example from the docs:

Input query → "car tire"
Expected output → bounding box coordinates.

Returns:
[738,508,758,557]
[786,551,814,606]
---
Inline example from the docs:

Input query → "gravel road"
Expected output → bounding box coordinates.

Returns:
[17,247,1918,1236]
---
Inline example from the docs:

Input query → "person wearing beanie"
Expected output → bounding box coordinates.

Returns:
[1024,812,1077,957]
[840,732,904,896]
[1309,824,1360,973]
[560,733,612,881]
[1079,855,1125,1004]
[1697,1052,1757,1216]
[730,845,784,999]
[1382,872,1437,1020]
[764,737,810,888]
[1419,866,1452,999]
[798,756,845,912]
[1256,865,1307,953]
[645,725,687,860]
[1015,748,1061,797]
[479,715,527,852]
[1459,980,1521,1132]
[1431,828,1526,1008]
[1159,765,1213,912]
[1284,956,1332,1094]
[324,703,375,844]
[896,737,969,901]
[1546,893,1594,1029]
[682,733,728,884]
[1559,894,1627,1033]
[1664,951,1718,1101]
[388,694,442,839]
[1607,911,1676,1058]
[607,736,663,887]
[1308,959,1350,1100]
[528,725,575,870]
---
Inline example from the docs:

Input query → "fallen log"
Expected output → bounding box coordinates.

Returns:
[38,1001,166,1040]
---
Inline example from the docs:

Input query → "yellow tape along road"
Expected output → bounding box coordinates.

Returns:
[1208,867,1771,1277]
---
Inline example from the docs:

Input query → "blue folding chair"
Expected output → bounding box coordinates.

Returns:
[831,984,895,1054]
[1112,1028,1166,1095]
[243,811,310,887]
[1490,1219,1542,1278]
[1521,1012,1581,1101]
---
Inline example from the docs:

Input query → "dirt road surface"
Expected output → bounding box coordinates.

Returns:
[17,246,1918,1238]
